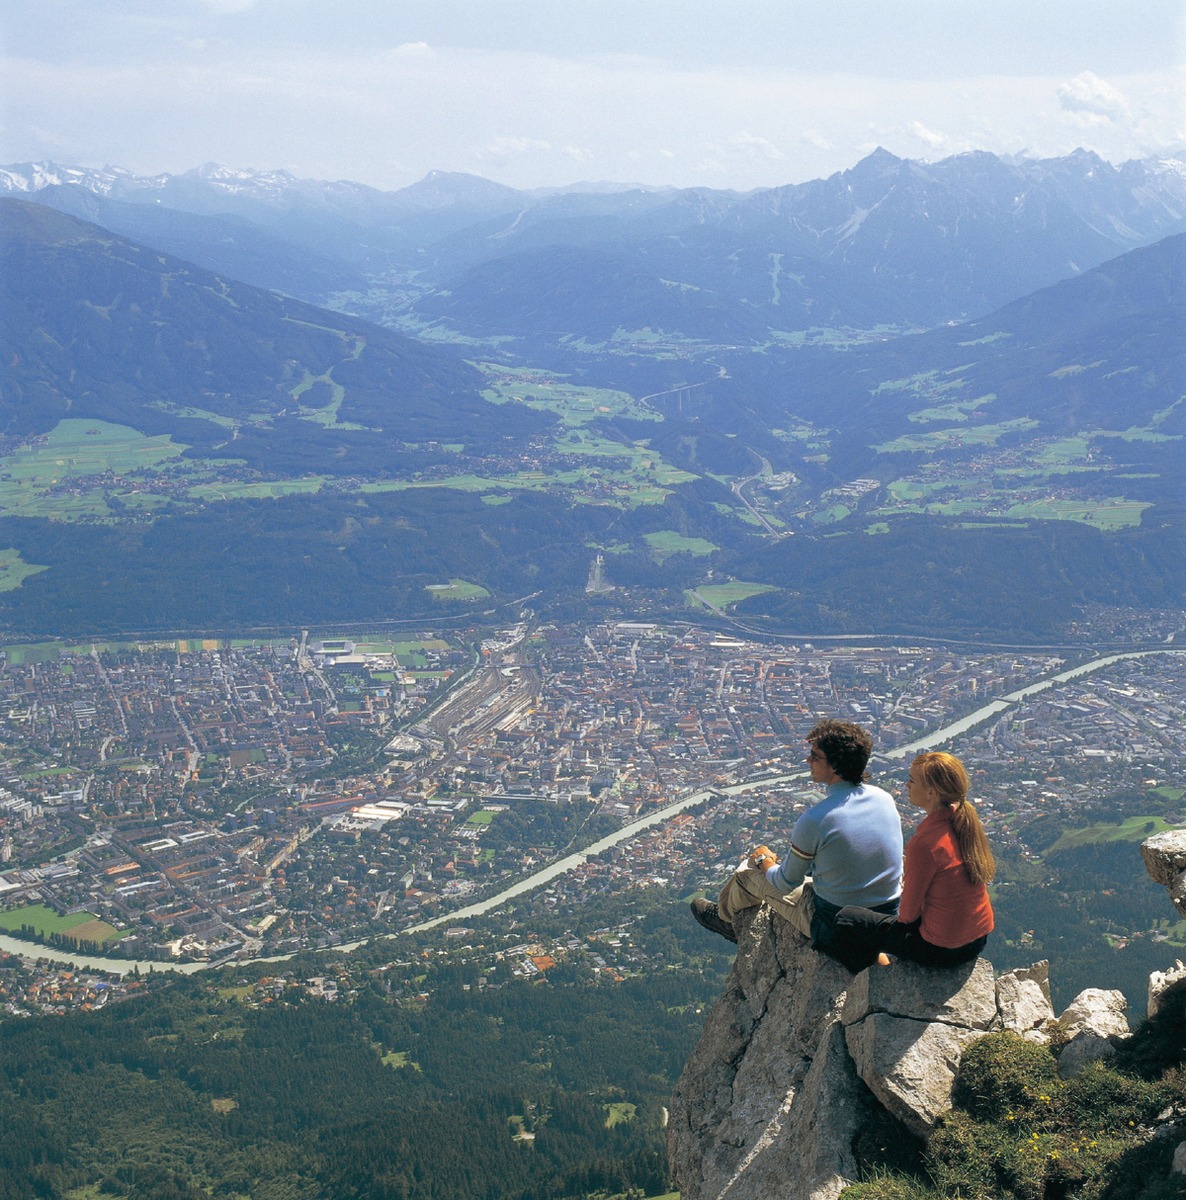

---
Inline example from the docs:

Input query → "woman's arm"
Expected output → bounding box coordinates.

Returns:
[897,824,938,924]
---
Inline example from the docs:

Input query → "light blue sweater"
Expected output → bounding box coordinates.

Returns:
[765,780,903,909]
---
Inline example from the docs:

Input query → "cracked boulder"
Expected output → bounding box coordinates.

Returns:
[669,908,1014,1199]
[994,960,1056,1041]
[671,838,1186,1200]
[842,958,998,1137]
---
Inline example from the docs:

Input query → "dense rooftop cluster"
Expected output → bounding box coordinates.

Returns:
[0,622,1181,997]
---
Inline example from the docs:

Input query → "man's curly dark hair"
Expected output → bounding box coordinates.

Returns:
[805,719,873,785]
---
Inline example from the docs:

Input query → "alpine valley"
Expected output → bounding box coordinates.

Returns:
[1,150,1186,1200]
[1,148,1184,642]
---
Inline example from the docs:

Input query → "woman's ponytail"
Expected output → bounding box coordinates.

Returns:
[950,798,995,885]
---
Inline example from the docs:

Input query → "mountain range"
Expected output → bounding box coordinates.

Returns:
[0,150,1182,641]
[5,150,1185,339]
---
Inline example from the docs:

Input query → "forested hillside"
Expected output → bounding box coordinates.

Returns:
[0,936,724,1200]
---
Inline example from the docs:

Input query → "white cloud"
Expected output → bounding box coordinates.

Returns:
[908,121,949,150]
[194,0,261,13]
[479,136,553,160]
[1057,71,1131,122]
[728,131,784,160]
[2,11,1182,191]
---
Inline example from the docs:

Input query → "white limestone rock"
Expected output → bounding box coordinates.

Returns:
[1148,960,1186,1022]
[1058,988,1131,1040]
[844,954,998,1029]
[1056,1031,1116,1077]
[671,839,1184,1200]
[668,907,862,1200]
[994,961,1056,1041]
[1141,831,1186,922]
[1055,988,1130,1078]
[841,958,997,1136]
[712,1023,870,1200]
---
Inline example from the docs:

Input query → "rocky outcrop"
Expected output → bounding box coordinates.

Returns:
[666,906,863,1200]
[1143,832,1186,1048]
[1141,831,1186,922]
[1149,961,1186,1021]
[668,905,1058,1200]
[671,833,1186,1200]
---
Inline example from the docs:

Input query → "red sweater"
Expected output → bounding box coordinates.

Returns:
[899,807,994,948]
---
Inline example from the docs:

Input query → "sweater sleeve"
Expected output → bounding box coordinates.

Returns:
[766,809,819,894]
[897,822,937,924]
[767,841,813,893]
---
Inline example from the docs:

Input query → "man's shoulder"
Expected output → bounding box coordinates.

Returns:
[827,781,895,806]
[811,781,893,817]
[857,781,896,804]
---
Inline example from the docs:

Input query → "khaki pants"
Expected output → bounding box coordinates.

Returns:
[717,867,815,938]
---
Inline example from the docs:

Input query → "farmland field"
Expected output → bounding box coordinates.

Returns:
[186,478,329,501]
[874,418,1039,454]
[479,369,660,426]
[0,419,192,519]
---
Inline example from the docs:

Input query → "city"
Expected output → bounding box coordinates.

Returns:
[0,619,1182,1015]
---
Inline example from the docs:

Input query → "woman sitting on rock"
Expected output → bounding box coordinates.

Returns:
[833,750,994,972]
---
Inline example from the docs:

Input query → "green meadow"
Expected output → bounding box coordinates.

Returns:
[0,902,127,946]
[0,547,49,592]
[907,394,995,423]
[871,367,973,399]
[479,370,660,426]
[689,581,775,609]
[0,419,193,520]
[874,417,1039,454]
[644,531,719,562]
[426,579,490,602]
[186,477,329,501]
[290,333,367,429]
[1047,814,1182,852]
[1006,496,1149,530]
[880,474,1149,531]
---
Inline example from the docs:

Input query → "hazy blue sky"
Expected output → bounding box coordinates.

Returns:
[2,0,1183,191]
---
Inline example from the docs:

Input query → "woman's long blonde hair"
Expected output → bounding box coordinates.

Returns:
[913,751,995,885]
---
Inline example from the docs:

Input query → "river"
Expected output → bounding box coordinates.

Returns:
[3,648,1180,976]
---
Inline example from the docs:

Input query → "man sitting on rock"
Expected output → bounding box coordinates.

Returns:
[691,718,903,960]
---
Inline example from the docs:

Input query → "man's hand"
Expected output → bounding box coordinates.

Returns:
[748,846,777,870]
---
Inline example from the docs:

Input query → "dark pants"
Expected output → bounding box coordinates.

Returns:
[812,894,898,970]
[830,905,987,974]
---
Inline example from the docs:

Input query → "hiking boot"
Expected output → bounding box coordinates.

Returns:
[690,898,737,944]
